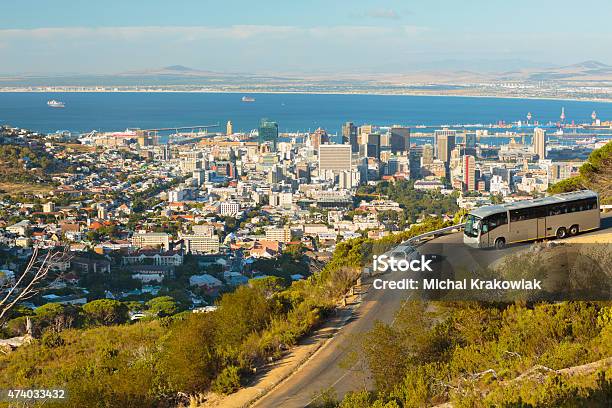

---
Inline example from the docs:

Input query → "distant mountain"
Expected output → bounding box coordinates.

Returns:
[528,60,612,81]
[562,60,610,70]
[162,65,198,72]
[1,61,612,88]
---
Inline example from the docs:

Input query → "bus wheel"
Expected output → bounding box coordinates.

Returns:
[569,225,579,236]
[556,227,567,239]
[495,238,506,250]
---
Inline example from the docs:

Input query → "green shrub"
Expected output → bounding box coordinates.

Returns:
[41,331,65,348]
[211,365,241,395]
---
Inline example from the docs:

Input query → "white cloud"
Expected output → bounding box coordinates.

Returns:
[366,8,400,19]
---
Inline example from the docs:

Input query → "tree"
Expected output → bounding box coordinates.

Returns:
[82,299,128,326]
[34,303,79,332]
[0,247,62,324]
[249,276,285,298]
[146,296,179,317]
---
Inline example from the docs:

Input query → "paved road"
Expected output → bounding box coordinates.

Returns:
[253,215,611,408]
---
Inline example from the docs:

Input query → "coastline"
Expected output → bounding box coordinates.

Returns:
[1,87,612,104]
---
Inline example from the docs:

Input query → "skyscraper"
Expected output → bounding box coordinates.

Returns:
[421,143,434,165]
[342,122,358,153]
[259,119,279,151]
[533,128,546,159]
[360,133,381,159]
[435,129,456,163]
[390,126,411,153]
[310,127,329,150]
[319,144,352,173]
[463,155,476,191]
[358,125,373,144]
[226,120,233,135]
[465,133,477,148]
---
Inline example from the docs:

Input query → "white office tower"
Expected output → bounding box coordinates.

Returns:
[533,128,546,159]
[319,144,352,173]
[338,169,362,189]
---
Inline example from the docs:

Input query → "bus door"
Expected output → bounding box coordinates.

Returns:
[537,217,546,239]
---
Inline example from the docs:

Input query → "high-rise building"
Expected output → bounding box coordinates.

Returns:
[435,129,456,163]
[421,143,434,165]
[310,128,329,150]
[465,133,477,148]
[463,155,476,191]
[409,147,423,179]
[296,162,311,182]
[342,122,359,153]
[386,154,410,176]
[226,120,233,135]
[358,125,373,144]
[319,144,352,173]
[360,133,381,159]
[533,128,546,159]
[259,119,279,150]
[390,126,411,153]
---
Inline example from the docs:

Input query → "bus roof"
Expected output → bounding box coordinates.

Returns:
[469,190,598,218]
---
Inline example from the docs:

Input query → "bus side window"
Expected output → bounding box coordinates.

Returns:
[531,206,546,218]
[587,198,597,210]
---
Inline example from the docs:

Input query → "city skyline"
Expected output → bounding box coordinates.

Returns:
[1,1,612,74]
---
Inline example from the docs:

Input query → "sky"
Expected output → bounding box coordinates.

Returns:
[1,0,611,75]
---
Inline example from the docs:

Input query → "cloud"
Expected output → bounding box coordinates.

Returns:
[0,24,431,73]
[365,8,401,19]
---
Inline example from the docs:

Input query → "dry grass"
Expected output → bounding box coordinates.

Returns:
[56,143,97,153]
[0,182,51,196]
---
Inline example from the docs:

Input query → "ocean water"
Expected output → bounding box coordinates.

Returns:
[0,92,611,135]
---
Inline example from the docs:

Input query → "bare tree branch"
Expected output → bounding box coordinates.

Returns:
[0,247,65,323]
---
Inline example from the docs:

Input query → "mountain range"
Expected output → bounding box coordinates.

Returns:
[1,61,611,88]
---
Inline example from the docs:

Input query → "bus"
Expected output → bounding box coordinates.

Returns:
[463,190,600,249]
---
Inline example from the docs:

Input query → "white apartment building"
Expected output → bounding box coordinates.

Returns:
[265,226,292,243]
[181,234,221,254]
[131,231,170,251]
[219,201,240,216]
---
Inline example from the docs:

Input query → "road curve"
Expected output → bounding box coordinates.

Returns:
[252,215,611,408]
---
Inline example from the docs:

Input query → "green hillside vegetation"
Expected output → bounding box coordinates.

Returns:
[0,218,450,407]
[548,141,612,204]
[0,145,60,183]
[325,300,612,408]
[356,180,458,226]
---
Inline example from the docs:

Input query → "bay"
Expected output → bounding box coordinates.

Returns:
[0,92,611,136]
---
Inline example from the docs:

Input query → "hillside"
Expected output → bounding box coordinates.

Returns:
[549,141,612,204]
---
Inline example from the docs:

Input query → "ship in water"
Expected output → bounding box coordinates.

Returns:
[47,100,65,108]
[241,96,255,102]
[575,137,597,145]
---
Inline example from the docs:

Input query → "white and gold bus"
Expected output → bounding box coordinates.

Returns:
[464,190,600,249]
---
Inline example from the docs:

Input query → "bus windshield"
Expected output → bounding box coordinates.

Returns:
[464,214,481,238]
